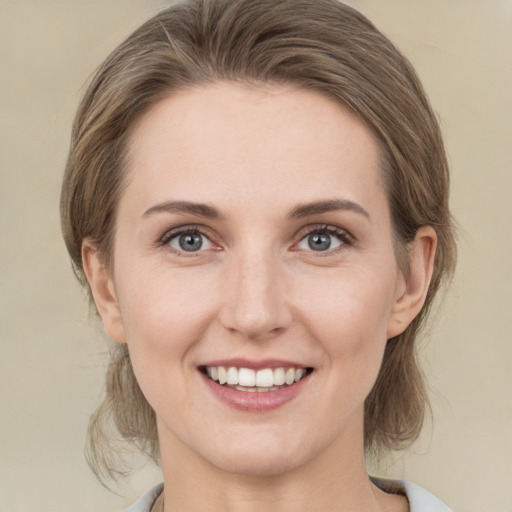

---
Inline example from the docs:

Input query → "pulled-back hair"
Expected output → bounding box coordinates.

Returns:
[60,0,456,481]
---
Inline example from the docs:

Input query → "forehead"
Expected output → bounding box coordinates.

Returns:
[122,82,386,217]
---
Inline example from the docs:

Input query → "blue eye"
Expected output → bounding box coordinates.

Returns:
[167,230,213,253]
[307,233,332,251]
[297,228,347,252]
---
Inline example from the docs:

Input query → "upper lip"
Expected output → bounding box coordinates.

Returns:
[200,358,310,370]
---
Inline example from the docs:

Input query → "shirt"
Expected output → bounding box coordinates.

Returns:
[125,478,453,512]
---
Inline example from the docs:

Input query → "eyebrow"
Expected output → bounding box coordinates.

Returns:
[143,200,225,220]
[142,198,369,221]
[288,199,370,220]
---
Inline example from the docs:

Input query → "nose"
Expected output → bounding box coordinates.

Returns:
[219,246,292,341]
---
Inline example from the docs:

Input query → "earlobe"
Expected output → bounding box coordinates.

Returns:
[387,226,437,339]
[82,239,126,344]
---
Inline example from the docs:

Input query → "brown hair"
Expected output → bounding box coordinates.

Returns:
[61,0,456,480]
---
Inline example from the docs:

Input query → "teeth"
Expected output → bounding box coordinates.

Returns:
[204,365,309,389]
[256,368,274,387]
[226,367,238,385]
[294,368,306,382]
[238,368,256,387]
[285,368,295,385]
[217,366,227,385]
[274,367,285,386]
[235,385,257,392]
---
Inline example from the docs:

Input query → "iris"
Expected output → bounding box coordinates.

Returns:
[308,233,331,251]
[179,233,203,251]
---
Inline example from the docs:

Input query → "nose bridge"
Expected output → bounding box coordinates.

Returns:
[220,239,291,340]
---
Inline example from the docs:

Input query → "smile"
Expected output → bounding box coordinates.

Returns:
[203,366,311,392]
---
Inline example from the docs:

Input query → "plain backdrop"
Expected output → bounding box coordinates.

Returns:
[1,1,511,511]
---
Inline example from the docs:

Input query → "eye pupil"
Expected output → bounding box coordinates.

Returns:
[308,233,331,251]
[179,233,203,251]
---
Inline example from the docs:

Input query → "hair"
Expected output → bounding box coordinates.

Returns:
[60,0,456,481]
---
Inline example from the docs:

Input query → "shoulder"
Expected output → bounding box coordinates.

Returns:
[125,483,164,512]
[371,477,453,512]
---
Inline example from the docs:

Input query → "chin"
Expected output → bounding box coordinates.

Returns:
[201,432,313,477]
[213,452,303,478]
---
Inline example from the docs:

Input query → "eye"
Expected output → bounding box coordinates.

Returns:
[296,226,350,252]
[165,229,214,253]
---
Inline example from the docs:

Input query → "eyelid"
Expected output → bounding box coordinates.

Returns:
[292,224,355,252]
[159,224,220,255]
[157,223,355,256]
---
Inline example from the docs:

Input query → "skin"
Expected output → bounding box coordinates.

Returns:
[83,83,436,512]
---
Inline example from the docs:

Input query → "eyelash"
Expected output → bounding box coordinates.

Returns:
[295,224,355,253]
[158,224,355,256]
[159,225,215,256]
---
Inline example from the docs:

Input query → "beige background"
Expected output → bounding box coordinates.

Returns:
[1,0,511,511]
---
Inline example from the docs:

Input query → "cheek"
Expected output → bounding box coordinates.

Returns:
[115,261,218,359]
[114,264,220,411]
[297,266,397,374]
[302,265,396,334]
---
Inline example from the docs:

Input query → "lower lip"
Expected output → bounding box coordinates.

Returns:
[200,371,311,412]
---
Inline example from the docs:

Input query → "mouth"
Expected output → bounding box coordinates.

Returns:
[199,365,314,393]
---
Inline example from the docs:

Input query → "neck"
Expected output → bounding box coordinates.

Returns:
[157,413,403,512]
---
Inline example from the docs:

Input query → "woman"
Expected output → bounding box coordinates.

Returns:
[60,0,456,510]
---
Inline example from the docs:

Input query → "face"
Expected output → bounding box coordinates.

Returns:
[90,83,420,477]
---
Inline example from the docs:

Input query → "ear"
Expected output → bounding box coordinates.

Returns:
[387,226,437,339]
[82,239,126,344]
